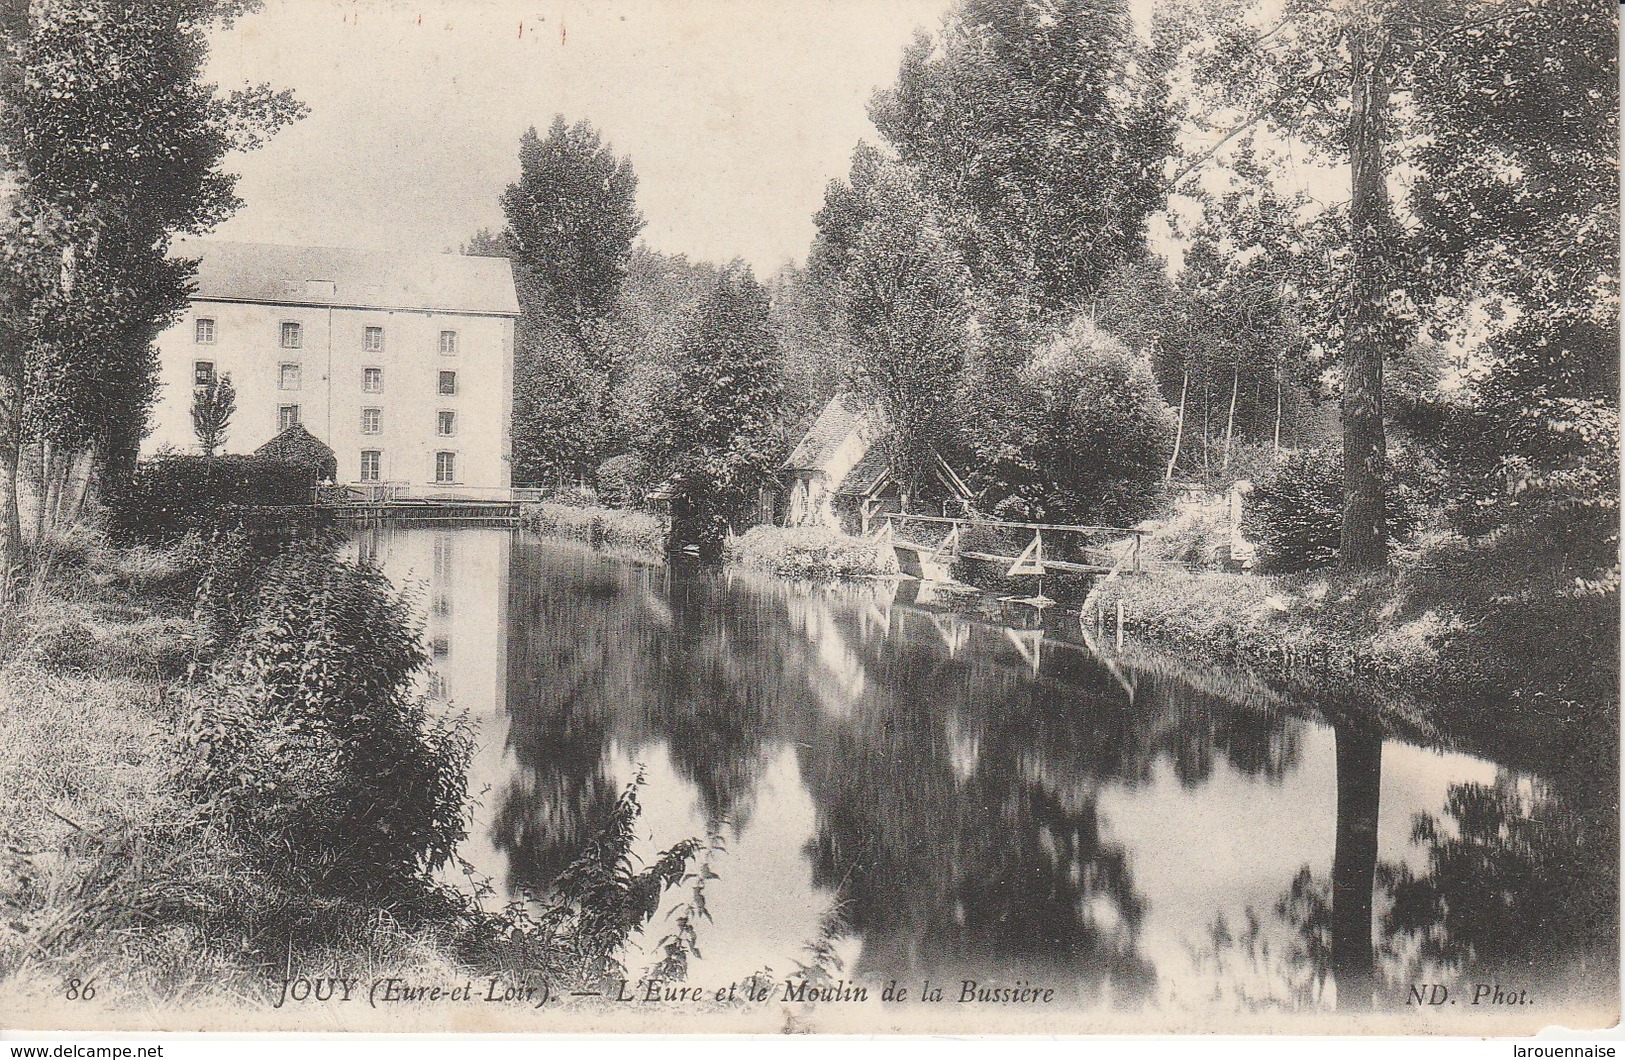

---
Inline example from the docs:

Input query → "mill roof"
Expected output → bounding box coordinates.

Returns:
[173,239,521,317]
[783,393,870,472]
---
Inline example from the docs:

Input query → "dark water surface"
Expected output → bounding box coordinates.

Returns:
[346,527,1617,1019]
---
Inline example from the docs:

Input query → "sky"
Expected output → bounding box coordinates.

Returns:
[205,0,954,274]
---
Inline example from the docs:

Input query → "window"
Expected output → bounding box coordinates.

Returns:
[360,450,381,482]
[437,410,456,437]
[280,321,303,349]
[364,326,384,352]
[361,407,381,435]
[277,404,300,431]
[362,367,383,393]
[438,330,458,355]
[279,363,301,390]
[438,370,457,396]
[193,360,215,387]
[431,636,450,659]
[195,318,216,345]
[434,451,456,483]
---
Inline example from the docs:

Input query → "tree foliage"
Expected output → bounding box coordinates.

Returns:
[829,164,971,504]
[190,371,235,456]
[502,116,644,342]
[499,117,644,483]
[869,0,1177,318]
[0,0,303,560]
[984,316,1175,524]
[652,265,785,542]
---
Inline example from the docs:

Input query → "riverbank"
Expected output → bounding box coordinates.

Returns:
[0,532,696,1025]
[725,525,899,579]
[1089,527,1619,789]
[517,500,665,562]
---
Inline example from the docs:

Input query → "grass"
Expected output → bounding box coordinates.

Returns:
[0,529,697,1027]
[1091,515,1620,782]
[518,500,665,561]
[725,525,899,579]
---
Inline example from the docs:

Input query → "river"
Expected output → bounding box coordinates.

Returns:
[343,525,1617,1021]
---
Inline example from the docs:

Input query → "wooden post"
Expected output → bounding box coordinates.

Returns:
[1133,533,1141,574]
[1115,600,1125,651]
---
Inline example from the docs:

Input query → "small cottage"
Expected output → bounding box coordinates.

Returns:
[782,394,973,535]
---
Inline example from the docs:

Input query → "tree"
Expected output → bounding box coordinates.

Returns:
[0,0,303,569]
[1407,1,1618,537]
[990,316,1176,524]
[656,265,784,543]
[511,315,607,488]
[501,116,644,343]
[825,163,970,508]
[1176,0,1611,566]
[190,371,235,456]
[868,0,1177,320]
[499,117,644,482]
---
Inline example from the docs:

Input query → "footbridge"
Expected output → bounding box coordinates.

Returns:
[875,512,1147,583]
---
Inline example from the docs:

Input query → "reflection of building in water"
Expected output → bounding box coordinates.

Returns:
[342,527,509,716]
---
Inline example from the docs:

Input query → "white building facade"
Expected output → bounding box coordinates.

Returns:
[146,240,519,493]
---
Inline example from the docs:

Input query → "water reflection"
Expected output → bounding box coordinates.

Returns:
[345,528,1616,1018]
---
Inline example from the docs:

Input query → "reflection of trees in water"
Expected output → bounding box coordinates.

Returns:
[494,546,826,895]
[492,542,1310,997]
[792,614,1306,1006]
[1267,733,1615,1013]
[493,551,644,893]
[1382,773,1618,994]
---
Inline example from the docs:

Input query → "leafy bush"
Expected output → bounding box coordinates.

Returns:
[725,525,899,579]
[1250,448,1421,572]
[595,453,650,508]
[177,545,473,902]
[519,500,666,559]
[107,454,316,544]
[978,316,1176,525]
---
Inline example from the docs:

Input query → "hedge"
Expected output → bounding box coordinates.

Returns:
[107,454,316,543]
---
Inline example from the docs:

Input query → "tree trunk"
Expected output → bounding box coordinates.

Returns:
[1331,722,1383,1011]
[0,441,21,585]
[1201,378,1211,483]
[1274,363,1284,455]
[1166,367,1188,482]
[30,440,48,544]
[1221,362,1239,471]
[1340,23,1392,567]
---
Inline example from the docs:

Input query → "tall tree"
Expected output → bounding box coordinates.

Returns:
[868,0,1177,320]
[500,117,643,482]
[0,0,302,566]
[656,265,784,542]
[501,116,644,344]
[825,164,971,508]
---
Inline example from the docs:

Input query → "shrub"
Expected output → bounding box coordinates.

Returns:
[1250,448,1420,572]
[177,545,473,902]
[978,316,1176,525]
[595,453,650,508]
[519,500,666,559]
[725,525,899,579]
[107,454,316,543]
